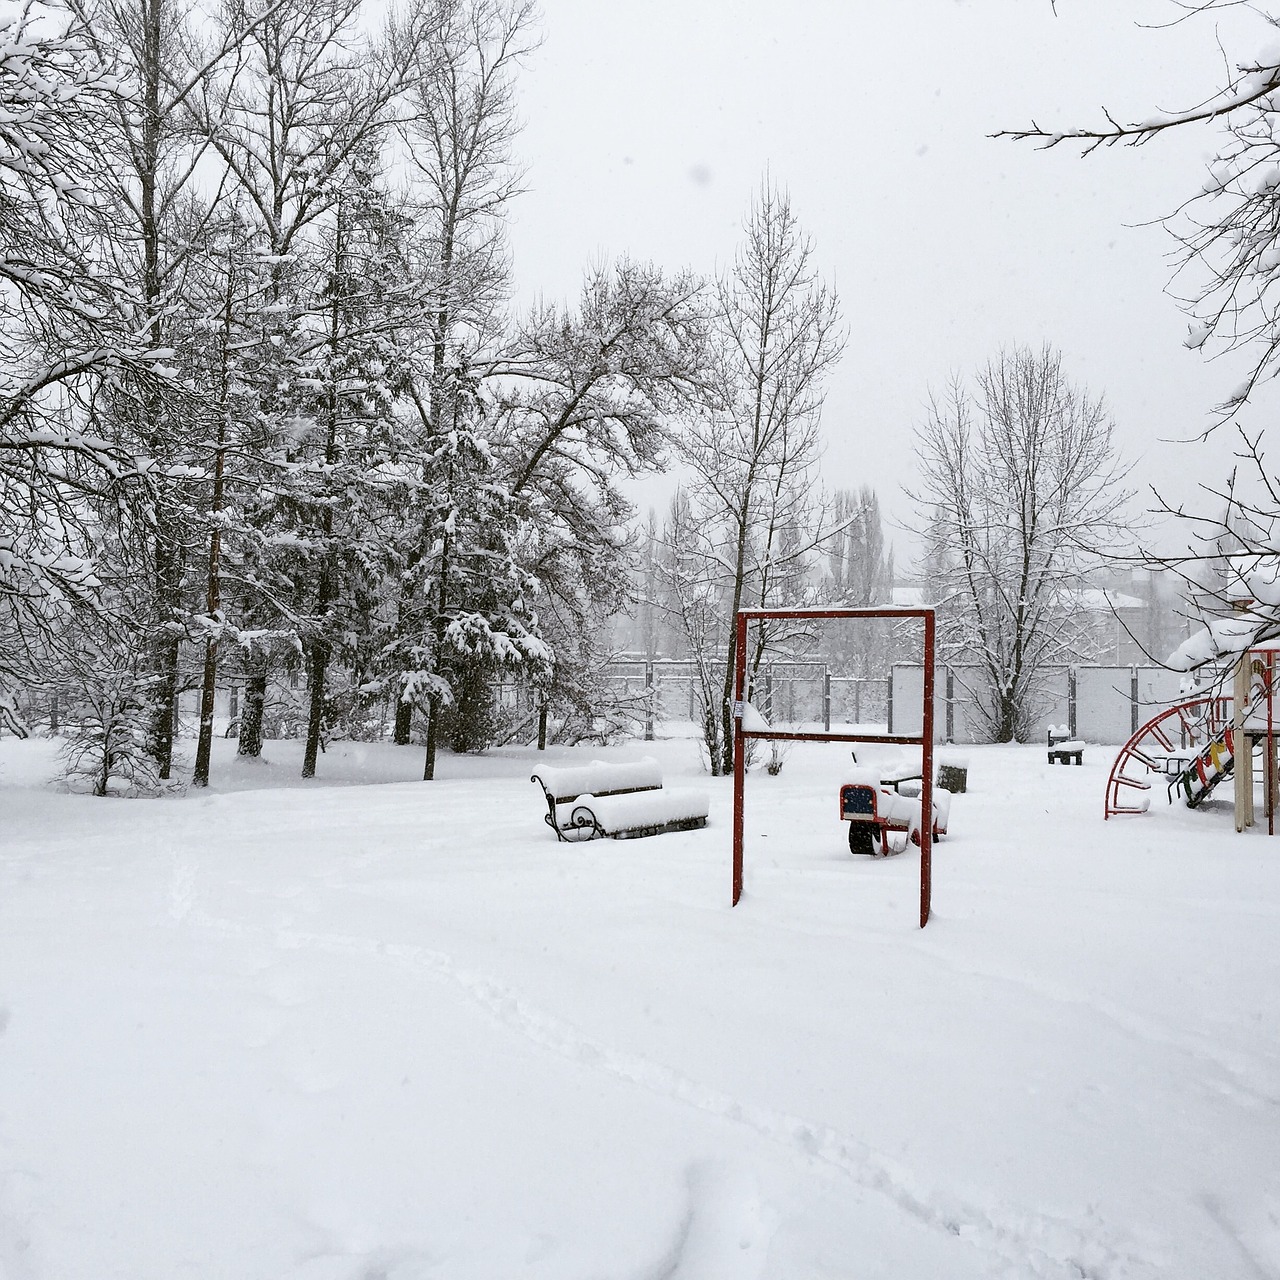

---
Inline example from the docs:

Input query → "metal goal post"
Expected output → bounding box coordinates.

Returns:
[731,606,937,928]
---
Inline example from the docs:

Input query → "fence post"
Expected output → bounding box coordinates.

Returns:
[945,666,954,742]
[1068,668,1077,738]
[644,659,655,741]
[853,678,861,725]
[1130,665,1139,736]
[823,668,831,732]
[764,669,774,722]
[887,670,894,734]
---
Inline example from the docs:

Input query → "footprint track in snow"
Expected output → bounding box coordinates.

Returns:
[183,907,1158,1280]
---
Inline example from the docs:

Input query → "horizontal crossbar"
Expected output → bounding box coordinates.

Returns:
[739,730,930,746]
[735,606,933,620]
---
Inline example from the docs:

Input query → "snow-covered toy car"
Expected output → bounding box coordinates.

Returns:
[839,768,951,857]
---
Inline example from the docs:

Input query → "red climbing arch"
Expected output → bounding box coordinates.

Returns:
[1104,696,1233,819]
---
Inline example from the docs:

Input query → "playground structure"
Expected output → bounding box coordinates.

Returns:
[1105,647,1279,834]
[731,606,936,928]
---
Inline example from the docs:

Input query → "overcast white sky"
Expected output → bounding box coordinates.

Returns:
[502,0,1274,567]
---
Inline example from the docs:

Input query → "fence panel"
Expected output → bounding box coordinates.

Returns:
[892,664,1189,745]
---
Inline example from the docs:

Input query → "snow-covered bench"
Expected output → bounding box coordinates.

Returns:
[839,769,952,856]
[531,758,709,842]
[1047,725,1084,766]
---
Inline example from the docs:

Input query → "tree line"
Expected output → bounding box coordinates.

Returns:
[14,0,1256,787]
[0,0,870,789]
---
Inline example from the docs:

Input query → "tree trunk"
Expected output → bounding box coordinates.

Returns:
[238,669,266,756]
[423,693,439,780]
[192,638,218,786]
[302,638,328,778]
[150,631,181,779]
[393,695,413,745]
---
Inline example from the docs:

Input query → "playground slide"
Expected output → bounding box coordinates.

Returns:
[1176,727,1234,808]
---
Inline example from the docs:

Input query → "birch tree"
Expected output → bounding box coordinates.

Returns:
[662,180,844,775]
[493,258,707,750]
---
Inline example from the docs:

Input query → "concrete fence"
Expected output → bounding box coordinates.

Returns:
[889,664,1189,745]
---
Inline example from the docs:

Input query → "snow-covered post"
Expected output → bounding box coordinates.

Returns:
[1234,648,1253,833]
[823,668,831,732]
[731,613,748,906]
[644,658,655,741]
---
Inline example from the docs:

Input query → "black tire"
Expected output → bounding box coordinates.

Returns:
[848,824,876,857]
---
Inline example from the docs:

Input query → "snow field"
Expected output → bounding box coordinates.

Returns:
[1,735,1279,1278]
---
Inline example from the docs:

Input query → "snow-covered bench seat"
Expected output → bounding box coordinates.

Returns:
[839,769,951,856]
[1047,725,1084,765]
[531,758,709,841]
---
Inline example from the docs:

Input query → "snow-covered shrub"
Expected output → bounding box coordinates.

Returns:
[60,666,159,797]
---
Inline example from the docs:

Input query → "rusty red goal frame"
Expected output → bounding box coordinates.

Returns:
[731,606,937,928]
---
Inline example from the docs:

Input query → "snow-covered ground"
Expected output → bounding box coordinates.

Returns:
[2,733,1279,1279]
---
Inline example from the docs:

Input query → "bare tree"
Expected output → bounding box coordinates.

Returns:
[999,3,1280,424]
[1143,432,1280,671]
[908,344,1132,742]
[0,2,163,734]
[999,4,1280,660]
[661,179,844,774]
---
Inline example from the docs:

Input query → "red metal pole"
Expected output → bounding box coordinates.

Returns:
[732,612,748,906]
[920,610,935,928]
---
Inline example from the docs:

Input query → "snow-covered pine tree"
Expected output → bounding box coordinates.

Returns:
[184,0,422,767]
[171,209,279,787]
[383,0,539,761]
